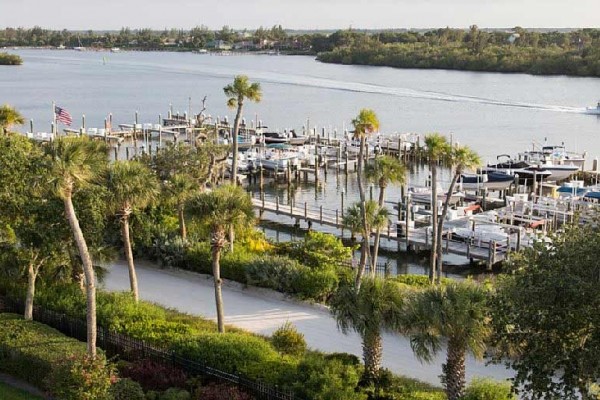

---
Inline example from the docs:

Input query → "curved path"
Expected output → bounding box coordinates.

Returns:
[103,260,513,386]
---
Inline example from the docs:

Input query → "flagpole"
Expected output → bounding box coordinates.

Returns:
[52,101,56,137]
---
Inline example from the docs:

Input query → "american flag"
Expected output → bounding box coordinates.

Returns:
[54,106,73,126]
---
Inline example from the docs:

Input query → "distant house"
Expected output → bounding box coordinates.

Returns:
[233,40,257,50]
[206,40,232,50]
[162,38,178,47]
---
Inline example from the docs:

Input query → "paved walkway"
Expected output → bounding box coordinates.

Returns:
[103,260,514,386]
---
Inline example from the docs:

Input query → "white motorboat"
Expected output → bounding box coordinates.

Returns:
[409,187,465,206]
[247,148,299,171]
[518,144,585,170]
[585,102,600,115]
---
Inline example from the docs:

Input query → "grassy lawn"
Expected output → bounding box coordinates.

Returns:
[0,381,43,400]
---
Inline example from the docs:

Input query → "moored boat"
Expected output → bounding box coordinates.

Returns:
[458,171,515,191]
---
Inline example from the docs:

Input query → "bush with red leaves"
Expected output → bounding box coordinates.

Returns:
[120,359,188,392]
[194,383,254,400]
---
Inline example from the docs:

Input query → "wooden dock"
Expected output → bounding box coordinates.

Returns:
[251,193,516,267]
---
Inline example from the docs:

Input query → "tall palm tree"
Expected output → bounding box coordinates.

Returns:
[107,161,159,302]
[343,200,389,287]
[188,185,254,333]
[423,134,451,283]
[351,109,380,274]
[223,75,262,186]
[330,277,405,383]
[46,137,108,357]
[365,155,406,268]
[405,281,491,400]
[435,146,480,282]
[0,104,25,135]
[163,173,198,241]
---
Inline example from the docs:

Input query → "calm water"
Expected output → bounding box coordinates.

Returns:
[3,49,600,276]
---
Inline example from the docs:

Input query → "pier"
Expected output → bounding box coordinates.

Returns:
[250,192,523,268]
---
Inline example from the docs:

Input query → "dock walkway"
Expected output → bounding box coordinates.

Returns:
[251,193,514,266]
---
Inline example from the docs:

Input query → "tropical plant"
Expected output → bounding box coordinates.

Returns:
[423,134,451,283]
[0,104,25,135]
[365,155,406,269]
[163,173,198,241]
[46,136,108,357]
[223,75,262,186]
[187,185,254,332]
[435,145,480,281]
[107,160,159,301]
[329,277,405,383]
[351,109,380,279]
[343,201,389,286]
[405,281,491,400]
[271,321,307,356]
[490,215,600,400]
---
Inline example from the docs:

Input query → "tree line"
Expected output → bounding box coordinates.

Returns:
[316,26,600,77]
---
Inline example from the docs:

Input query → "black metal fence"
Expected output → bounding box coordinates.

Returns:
[0,296,295,400]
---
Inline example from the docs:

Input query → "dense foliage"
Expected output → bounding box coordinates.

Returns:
[0,52,22,65]
[490,215,600,399]
[0,313,111,397]
[316,27,600,77]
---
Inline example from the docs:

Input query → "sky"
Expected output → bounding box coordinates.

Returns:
[1,0,600,30]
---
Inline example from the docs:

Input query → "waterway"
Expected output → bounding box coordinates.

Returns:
[3,49,600,276]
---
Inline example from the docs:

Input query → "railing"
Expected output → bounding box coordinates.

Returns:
[0,297,296,400]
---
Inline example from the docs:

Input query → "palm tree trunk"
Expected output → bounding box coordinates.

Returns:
[356,136,372,277]
[64,194,97,358]
[24,262,38,321]
[212,229,226,333]
[371,185,386,270]
[435,173,459,283]
[429,163,439,283]
[355,238,368,288]
[230,103,244,186]
[121,215,139,302]
[178,203,187,241]
[443,340,466,400]
[229,226,235,253]
[362,329,383,383]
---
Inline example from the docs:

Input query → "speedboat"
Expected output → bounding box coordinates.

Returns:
[585,102,600,115]
[409,187,465,206]
[262,131,290,144]
[458,171,515,191]
[486,155,576,182]
[518,144,585,170]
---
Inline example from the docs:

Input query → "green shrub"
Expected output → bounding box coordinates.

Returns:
[292,267,339,301]
[276,231,353,270]
[271,322,307,356]
[110,378,145,400]
[245,255,300,292]
[0,313,90,391]
[172,332,280,374]
[324,352,361,366]
[45,353,114,400]
[291,354,367,400]
[390,275,450,288]
[159,388,191,400]
[463,378,515,400]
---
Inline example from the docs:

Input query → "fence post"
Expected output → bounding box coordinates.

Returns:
[320,206,323,223]
[336,209,339,226]
[304,202,307,218]
[276,196,279,212]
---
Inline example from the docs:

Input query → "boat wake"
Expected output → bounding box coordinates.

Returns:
[49,53,592,115]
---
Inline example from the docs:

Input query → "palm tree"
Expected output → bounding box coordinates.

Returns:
[343,200,389,286]
[330,277,405,383]
[163,173,198,241]
[405,281,491,400]
[0,104,25,135]
[188,185,254,333]
[46,137,108,357]
[423,134,451,283]
[351,109,380,273]
[435,146,480,282]
[223,75,262,186]
[107,161,159,302]
[365,155,406,269]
